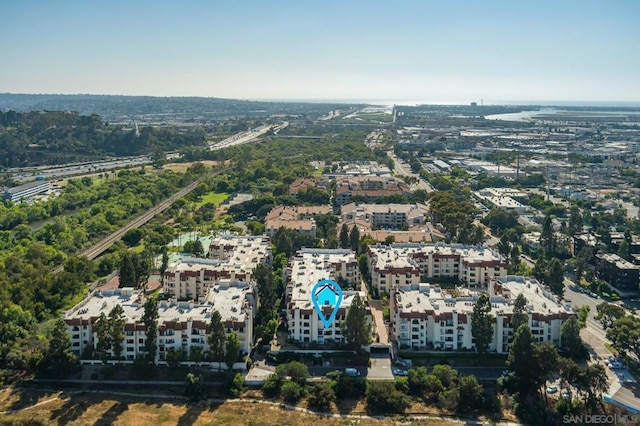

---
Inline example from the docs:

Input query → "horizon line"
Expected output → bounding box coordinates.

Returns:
[2,92,640,107]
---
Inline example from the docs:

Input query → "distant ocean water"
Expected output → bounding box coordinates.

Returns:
[254,98,640,108]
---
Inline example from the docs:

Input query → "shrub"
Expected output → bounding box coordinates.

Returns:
[365,381,411,414]
[307,382,336,411]
[281,381,304,403]
[230,372,245,397]
[261,373,282,398]
[457,375,484,411]
[185,373,205,401]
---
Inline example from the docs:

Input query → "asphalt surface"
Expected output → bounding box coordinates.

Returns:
[564,279,640,412]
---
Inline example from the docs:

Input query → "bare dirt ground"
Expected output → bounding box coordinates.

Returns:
[0,386,516,426]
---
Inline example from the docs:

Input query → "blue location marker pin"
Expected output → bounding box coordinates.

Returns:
[311,279,343,328]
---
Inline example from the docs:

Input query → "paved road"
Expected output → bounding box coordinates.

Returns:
[208,122,287,151]
[8,156,152,183]
[387,152,434,193]
[563,279,640,412]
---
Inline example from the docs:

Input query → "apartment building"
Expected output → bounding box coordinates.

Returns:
[390,276,574,353]
[334,175,412,206]
[284,248,367,345]
[64,281,256,363]
[340,203,429,230]
[596,253,640,292]
[264,205,332,238]
[367,243,507,295]
[163,234,270,300]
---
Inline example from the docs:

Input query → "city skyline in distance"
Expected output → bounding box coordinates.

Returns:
[1,0,639,104]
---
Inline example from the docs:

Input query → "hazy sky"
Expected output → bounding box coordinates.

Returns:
[1,0,639,104]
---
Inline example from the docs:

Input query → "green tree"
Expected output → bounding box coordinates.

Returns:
[511,293,529,332]
[471,294,493,354]
[457,375,484,411]
[122,228,144,247]
[284,360,309,385]
[45,318,78,371]
[227,372,245,396]
[94,313,112,363]
[208,310,226,368]
[365,381,411,414]
[606,315,640,360]
[533,341,560,412]
[577,364,608,410]
[540,215,556,255]
[142,297,159,362]
[133,252,151,289]
[561,316,584,356]
[342,293,371,353]
[281,381,304,403]
[118,252,136,288]
[225,332,240,369]
[568,207,583,236]
[594,302,625,330]
[578,305,590,328]
[545,257,564,297]
[307,382,336,411]
[159,249,169,281]
[407,366,430,393]
[573,245,594,284]
[193,238,204,257]
[508,324,536,395]
[108,305,126,359]
[261,373,283,397]
[349,225,360,253]
[431,364,459,389]
[184,372,205,401]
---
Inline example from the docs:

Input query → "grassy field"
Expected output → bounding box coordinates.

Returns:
[162,160,221,173]
[0,388,470,426]
[195,191,228,208]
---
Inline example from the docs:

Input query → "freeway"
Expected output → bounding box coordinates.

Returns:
[7,156,152,183]
[53,168,228,273]
[208,122,288,151]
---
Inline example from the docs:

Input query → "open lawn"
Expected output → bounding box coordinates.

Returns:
[162,161,221,173]
[195,191,228,208]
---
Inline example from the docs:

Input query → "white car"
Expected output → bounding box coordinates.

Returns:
[546,385,558,394]
[392,368,409,376]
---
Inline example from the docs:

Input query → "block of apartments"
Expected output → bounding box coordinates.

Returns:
[366,243,508,295]
[284,248,368,345]
[163,234,271,300]
[368,243,574,353]
[390,276,574,353]
[64,280,256,363]
[264,205,332,238]
[65,235,270,363]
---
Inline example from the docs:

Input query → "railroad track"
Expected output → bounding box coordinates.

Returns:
[53,168,228,273]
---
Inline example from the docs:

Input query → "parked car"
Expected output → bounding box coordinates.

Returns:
[546,385,558,394]
[392,368,409,376]
[345,368,361,377]
[562,389,572,399]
